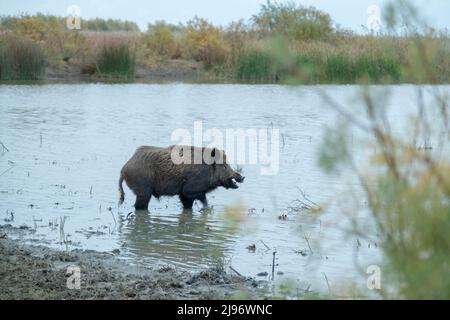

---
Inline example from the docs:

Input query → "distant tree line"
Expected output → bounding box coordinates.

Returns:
[0,13,140,33]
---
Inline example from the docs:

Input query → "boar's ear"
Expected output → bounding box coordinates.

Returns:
[211,148,224,165]
[209,148,217,166]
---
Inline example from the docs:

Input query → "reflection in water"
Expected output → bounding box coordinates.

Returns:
[118,209,232,269]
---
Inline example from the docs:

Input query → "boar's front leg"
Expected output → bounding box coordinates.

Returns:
[181,179,208,209]
[197,193,208,207]
[179,194,194,210]
[179,194,207,210]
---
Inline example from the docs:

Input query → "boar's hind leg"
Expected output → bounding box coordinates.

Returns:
[134,188,152,210]
[179,195,194,210]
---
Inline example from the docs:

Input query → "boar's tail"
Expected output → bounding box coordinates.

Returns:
[118,172,125,206]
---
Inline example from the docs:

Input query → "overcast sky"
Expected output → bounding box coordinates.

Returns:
[1,0,450,32]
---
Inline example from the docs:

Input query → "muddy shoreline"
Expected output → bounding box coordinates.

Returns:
[0,225,265,300]
[43,59,209,83]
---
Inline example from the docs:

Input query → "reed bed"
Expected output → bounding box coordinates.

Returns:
[0,37,47,80]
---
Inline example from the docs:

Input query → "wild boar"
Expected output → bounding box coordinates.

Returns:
[118,145,244,210]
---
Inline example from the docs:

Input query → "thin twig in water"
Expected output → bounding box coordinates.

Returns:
[305,284,311,294]
[304,233,313,254]
[229,266,244,278]
[322,272,332,296]
[109,208,117,226]
[59,216,67,243]
[258,239,271,250]
[297,187,320,208]
[0,167,13,177]
[287,188,321,213]
[0,141,9,152]
[271,251,277,280]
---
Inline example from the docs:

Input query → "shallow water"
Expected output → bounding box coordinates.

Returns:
[0,83,447,296]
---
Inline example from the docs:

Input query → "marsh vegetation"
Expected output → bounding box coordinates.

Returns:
[1,1,450,82]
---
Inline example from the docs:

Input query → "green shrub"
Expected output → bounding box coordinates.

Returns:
[319,86,450,298]
[252,0,334,41]
[320,0,450,299]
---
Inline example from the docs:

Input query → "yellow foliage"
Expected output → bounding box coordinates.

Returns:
[184,17,228,66]
[146,22,178,58]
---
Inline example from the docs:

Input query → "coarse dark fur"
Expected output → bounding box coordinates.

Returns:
[119,145,244,210]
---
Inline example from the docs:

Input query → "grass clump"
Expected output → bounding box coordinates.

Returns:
[324,54,401,83]
[95,42,135,78]
[0,36,47,80]
[236,49,277,81]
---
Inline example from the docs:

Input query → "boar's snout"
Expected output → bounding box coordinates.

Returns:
[235,173,245,183]
[223,171,245,189]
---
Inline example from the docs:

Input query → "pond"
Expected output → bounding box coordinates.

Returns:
[0,83,446,296]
